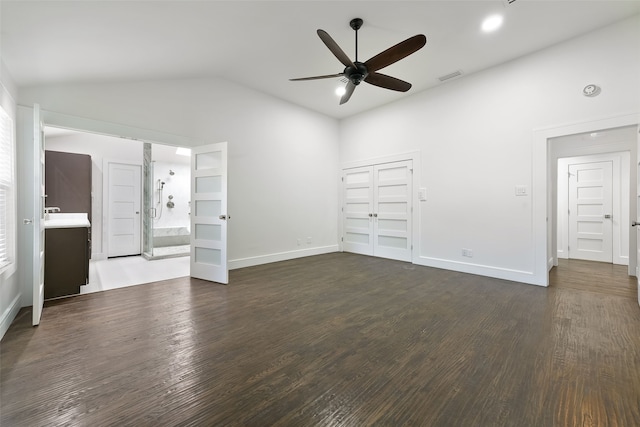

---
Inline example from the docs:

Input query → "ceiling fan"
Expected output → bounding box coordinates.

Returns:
[290,18,427,105]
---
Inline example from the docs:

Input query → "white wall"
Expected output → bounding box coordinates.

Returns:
[16,75,340,304]
[0,61,20,339]
[339,15,640,285]
[44,132,143,259]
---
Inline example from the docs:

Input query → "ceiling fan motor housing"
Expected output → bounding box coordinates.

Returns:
[345,62,368,85]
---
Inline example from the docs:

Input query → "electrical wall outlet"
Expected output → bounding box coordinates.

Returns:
[515,185,528,196]
[462,248,473,257]
[306,237,312,244]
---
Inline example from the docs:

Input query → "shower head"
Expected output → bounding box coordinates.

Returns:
[169,170,175,176]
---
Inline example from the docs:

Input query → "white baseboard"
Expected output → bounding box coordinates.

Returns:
[0,293,22,341]
[91,252,106,261]
[414,256,547,287]
[229,245,339,270]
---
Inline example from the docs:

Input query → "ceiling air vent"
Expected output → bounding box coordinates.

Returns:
[502,0,517,6]
[438,70,463,82]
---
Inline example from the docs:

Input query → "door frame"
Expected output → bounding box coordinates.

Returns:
[19,108,201,312]
[558,153,629,265]
[533,112,640,286]
[103,159,142,258]
[340,151,420,264]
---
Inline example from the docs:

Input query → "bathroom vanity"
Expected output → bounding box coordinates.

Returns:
[44,213,91,299]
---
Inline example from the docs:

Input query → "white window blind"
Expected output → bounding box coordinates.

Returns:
[0,105,14,272]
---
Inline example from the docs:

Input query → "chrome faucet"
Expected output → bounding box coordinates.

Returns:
[44,207,60,220]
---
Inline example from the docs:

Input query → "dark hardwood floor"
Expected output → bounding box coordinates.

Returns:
[2,253,639,426]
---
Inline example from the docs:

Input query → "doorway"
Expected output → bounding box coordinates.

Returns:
[550,125,638,279]
[557,152,630,265]
[142,142,192,260]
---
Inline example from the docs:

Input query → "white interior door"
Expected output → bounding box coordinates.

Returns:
[107,162,141,257]
[32,104,45,326]
[343,166,374,256]
[636,126,640,307]
[342,160,413,262]
[374,161,413,262]
[568,161,613,262]
[190,142,228,284]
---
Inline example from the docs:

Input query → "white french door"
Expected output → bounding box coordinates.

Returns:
[568,161,613,262]
[190,142,228,284]
[342,160,413,262]
[32,104,45,326]
[374,161,413,262]
[107,162,141,257]
[636,126,640,307]
[343,166,374,256]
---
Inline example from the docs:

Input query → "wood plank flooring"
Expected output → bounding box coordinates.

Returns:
[2,253,639,426]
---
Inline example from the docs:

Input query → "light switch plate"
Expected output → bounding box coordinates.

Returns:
[418,188,427,201]
[515,185,528,196]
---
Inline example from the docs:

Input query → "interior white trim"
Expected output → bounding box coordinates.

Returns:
[38,109,201,148]
[0,293,21,340]
[415,255,542,286]
[533,111,640,286]
[229,245,339,271]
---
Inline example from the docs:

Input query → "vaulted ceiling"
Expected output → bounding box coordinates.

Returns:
[2,1,639,119]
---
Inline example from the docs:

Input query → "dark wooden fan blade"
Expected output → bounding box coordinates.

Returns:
[340,82,357,105]
[317,29,356,68]
[364,72,412,92]
[290,73,344,81]
[364,34,426,72]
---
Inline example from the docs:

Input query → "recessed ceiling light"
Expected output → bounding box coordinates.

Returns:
[335,86,346,97]
[482,15,503,33]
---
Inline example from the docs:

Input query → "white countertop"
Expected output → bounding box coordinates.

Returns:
[44,213,91,229]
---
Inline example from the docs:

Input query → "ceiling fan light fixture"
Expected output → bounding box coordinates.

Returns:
[482,14,503,33]
[335,86,347,97]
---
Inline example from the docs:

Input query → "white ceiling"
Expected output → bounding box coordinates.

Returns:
[2,1,639,119]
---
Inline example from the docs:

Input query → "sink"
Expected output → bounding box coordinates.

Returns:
[44,213,91,229]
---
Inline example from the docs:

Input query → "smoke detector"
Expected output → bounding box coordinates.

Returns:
[583,84,601,97]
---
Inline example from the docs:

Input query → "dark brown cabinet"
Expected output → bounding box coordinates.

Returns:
[44,150,93,299]
[45,150,92,223]
[44,227,90,299]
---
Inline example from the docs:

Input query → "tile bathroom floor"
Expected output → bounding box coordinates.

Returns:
[82,255,190,294]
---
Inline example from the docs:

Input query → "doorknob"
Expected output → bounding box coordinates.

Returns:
[604,214,612,219]
[373,213,378,217]
[23,219,33,225]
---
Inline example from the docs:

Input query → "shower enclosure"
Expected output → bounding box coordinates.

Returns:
[143,142,191,260]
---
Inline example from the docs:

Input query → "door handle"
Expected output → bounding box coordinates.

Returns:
[23,219,33,225]
[219,215,227,220]
[604,214,612,219]
[373,213,378,218]
[633,221,640,227]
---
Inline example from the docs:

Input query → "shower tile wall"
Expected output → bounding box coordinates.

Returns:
[153,161,191,231]
[143,142,152,256]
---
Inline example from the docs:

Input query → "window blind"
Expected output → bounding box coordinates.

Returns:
[0,105,14,271]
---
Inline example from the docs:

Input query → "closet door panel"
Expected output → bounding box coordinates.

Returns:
[342,166,374,256]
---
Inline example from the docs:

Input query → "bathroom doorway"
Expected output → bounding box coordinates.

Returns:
[143,142,192,260]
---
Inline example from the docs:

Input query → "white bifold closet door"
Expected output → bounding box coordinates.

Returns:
[343,160,412,262]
